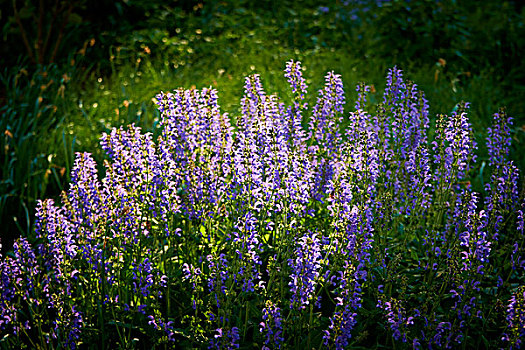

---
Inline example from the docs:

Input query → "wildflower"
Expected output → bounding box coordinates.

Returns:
[503,286,525,349]
[486,107,512,168]
[284,59,308,148]
[288,230,323,310]
[310,71,345,152]
[67,152,103,229]
[260,300,284,349]
[230,212,263,293]
[209,326,240,349]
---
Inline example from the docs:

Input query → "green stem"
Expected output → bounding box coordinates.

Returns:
[110,303,126,348]
[307,302,313,349]
[243,302,249,341]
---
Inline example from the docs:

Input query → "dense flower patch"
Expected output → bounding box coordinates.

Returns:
[0,61,523,349]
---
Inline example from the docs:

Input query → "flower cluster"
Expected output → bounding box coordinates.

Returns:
[0,60,522,349]
[487,107,512,168]
[260,300,284,349]
[503,286,525,349]
[288,230,324,310]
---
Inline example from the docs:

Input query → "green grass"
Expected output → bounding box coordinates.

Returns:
[73,44,525,168]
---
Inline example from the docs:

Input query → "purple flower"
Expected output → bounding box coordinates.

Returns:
[344,107,381,190]
[35,199,78,276]
[484,161,520,240]
[284,60,308,101]
[100,125,162,214]
[503,286,525,348]
[209,326,240,349]
[182,263,202,297]
[383,66,406,107]
[0,236,84,347]
[377,298,409,343]
[456,191,491,268]
[207,253,229,304]
[309,71,345,199]
[433,103,477,182]
[156,87,231,220]
[260,300,284,349]
[323,206,373,349]
[148,314,176,342]
[67,152,104,229]
[230,211,263,293]
[288,230,323,310]
[378,68,432,215]
[324,304,358,349]
[354,82,370,111]
[310,71,345,152]
[131,257,161,298]
[486,107,512,168]
[284,60,308,149]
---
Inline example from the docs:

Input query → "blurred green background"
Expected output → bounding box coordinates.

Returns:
[0,0,524,253]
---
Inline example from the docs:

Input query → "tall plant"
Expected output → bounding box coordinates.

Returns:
[0,60,523,349]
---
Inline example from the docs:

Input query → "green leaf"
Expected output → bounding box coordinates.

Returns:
[68,13,83,25]
[410,248,419,261]
[18,6,34,20]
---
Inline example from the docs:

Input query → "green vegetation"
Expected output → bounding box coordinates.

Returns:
[0,1,524,348]
[0,0,523,253]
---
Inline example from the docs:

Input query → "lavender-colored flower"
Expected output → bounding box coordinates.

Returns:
[379,69,432,216]
[433,103,477,182]
[323,206,373,349]
[12,238,39,299]
[284,60,308,101]
[456,191,491,269]
[324,303,358,350]
[239,74,266,136]
[148,313,176,342]
[35,199,77,276]
[1,58,521,349]
[209,326,240,350]
[484,160,520,240]
[0,235,84,348]
[288,230,323,310]
[377,298,409,343]
[51,304,84,349]
[344,106,380,191]
[100,124,161,211]
[354,82,368,110]
[230,211,263,293]
[67,152,104,229]
[309,71,345,200]
[156,87,232,221]
[284,60,308,149]
[383,66,406,107]
[183,263,202,291]
[132,257,161,298]
[260,300,284,349]
[503,286,525,349]
[446,109,477,179]
[310,70,345,153]
[207,253,230,306]
[486,107,512,168]
[0,250,20,332]
[512,203,525,272]
[33,199,84,347]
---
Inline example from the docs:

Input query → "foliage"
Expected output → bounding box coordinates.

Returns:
[0,61,523,349]
[1,0,523,252]
[0,0,90,66]
[0,58,87,254]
